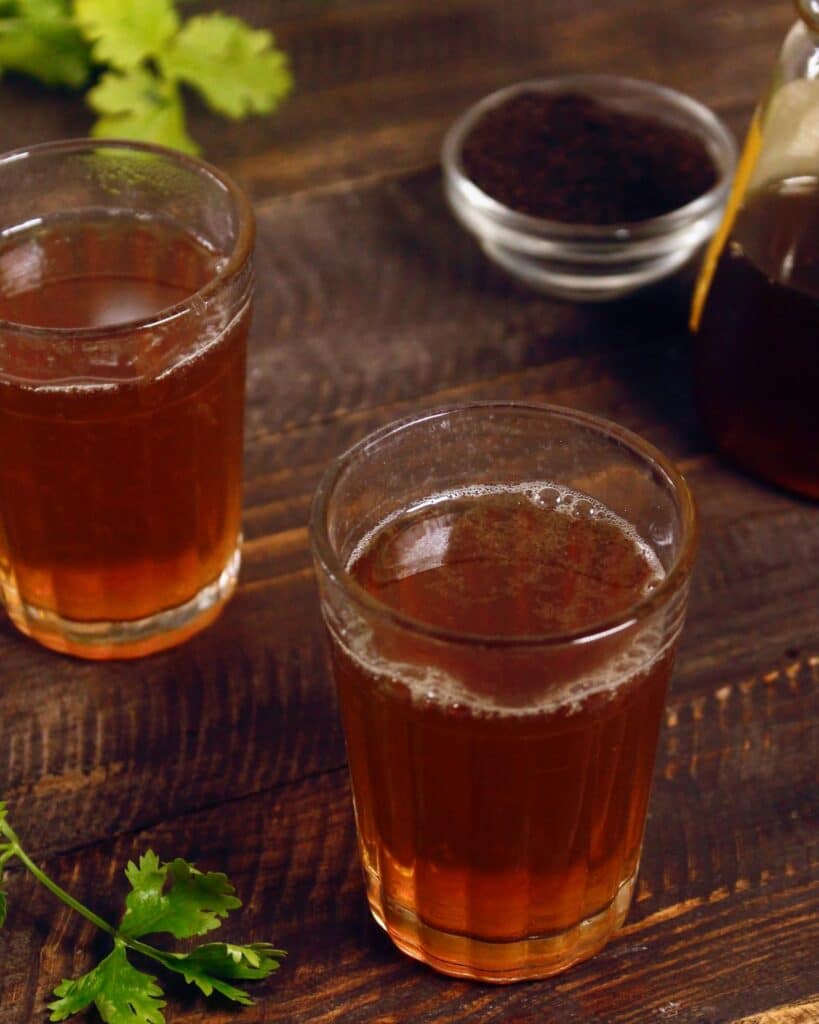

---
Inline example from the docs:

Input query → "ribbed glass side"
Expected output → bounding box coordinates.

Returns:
[331,622,680,980]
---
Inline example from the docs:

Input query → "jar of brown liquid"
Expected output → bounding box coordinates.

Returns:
[691,0,819,499]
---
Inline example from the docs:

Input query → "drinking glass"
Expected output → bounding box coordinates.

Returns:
[0,139,254,658]
[310,402,697,982]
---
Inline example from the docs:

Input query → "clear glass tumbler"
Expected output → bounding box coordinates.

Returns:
[310,402,697,982]
[0,139,254,659]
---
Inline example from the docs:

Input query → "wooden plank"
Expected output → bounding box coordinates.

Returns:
[0,0,787,200]
[0,712,816,1023]
[733,998,819,1024]
[196,0,785,198]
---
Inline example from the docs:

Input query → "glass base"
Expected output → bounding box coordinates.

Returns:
[2,544,241,660]
[366,866,638,983]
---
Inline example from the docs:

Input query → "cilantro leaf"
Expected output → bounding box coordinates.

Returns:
[171,941,285,982]
[2,802,284,1020]
[160,13,292,118]
[0,0,293,155]
[49,962,106,1020]
[119,852,241,940]
[49,944,166,1024]
[74,0,179,70]
[0,0,68,25]
[156,942,285,1005]
[14,0,70,17]
[0,3,91,87]
[87,67,197,154]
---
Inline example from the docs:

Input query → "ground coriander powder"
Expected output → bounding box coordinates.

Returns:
[461,91,718,224]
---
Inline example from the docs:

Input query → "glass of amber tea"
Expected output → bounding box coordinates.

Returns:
[0,140,254,659]
[310,402,697,982]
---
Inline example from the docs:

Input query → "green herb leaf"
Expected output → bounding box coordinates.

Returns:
[160,13,292,118]
[0,2,91,88]
[120,852,241,940]
[87,66,197,153]
[2,797,283,1020]
[49,962,106,1021]
[74,0,179,70]
[156,942,284,1005]
[49,944,166,1024]
[0,888,7,927]
[0,0,293,155]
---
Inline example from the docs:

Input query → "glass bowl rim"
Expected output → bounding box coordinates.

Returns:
[441,73,737,243]
[310,401,699,650]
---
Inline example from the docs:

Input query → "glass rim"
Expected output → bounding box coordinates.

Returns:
[0,137,255,340]
[310,401,699,649]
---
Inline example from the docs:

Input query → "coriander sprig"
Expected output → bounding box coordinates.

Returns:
[0,802,285,1024]
[0,0,293,154]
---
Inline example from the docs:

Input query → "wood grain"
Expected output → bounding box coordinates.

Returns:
[1,650,815,1022]
[0,0,790,200]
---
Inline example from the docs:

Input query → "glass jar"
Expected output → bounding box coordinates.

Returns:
[691,0,819,499]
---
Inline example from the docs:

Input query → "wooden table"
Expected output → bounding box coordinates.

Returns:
[1,2,817,1022]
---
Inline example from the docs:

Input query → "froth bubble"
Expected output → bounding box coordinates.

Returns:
[529,485,561,510]
[573,498,596,518]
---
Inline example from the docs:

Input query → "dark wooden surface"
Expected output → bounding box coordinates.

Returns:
[1,2,817,1022]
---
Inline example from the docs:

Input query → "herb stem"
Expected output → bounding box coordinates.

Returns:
[0,806,283,1016]
[0,819,116,939]
[0,818,184,968]
[119,934,174,966]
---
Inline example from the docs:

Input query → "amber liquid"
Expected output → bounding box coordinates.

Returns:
[330,485,676,980]
[695,179,819,498]
[0,215,248,654]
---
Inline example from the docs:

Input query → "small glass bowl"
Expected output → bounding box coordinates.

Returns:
[442,75,737,301]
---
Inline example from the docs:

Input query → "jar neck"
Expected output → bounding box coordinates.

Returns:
[796,0,819,33]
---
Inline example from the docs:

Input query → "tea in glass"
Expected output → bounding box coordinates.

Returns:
[311,403,697,981]
[0,140,254,658]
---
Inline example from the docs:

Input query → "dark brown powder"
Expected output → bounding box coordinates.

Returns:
[460,91,718,224]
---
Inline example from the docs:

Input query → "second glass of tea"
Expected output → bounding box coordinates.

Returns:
[0,140,254,658]
[311,402,697,982]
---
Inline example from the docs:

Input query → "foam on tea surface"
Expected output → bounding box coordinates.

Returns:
[336,483,669,716]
